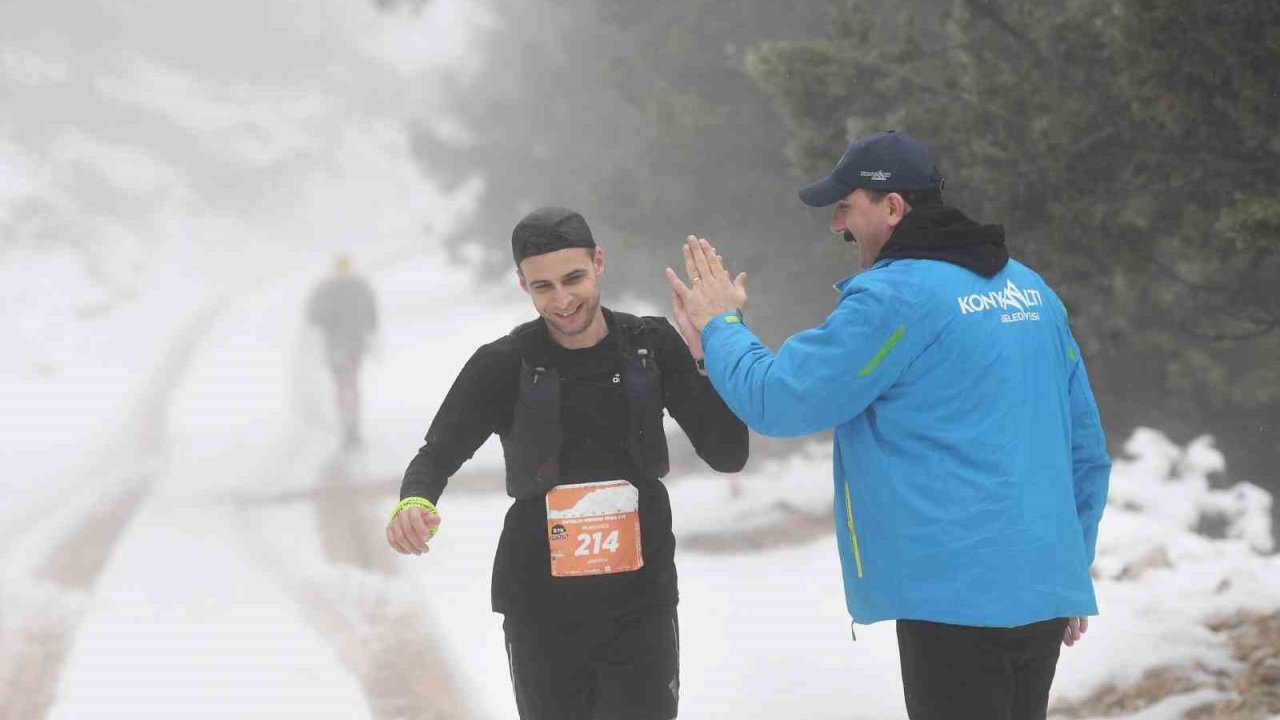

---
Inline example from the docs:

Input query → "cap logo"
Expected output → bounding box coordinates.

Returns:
[859,170,892,181]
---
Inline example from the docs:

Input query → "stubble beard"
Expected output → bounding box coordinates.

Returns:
[546,294,601,339]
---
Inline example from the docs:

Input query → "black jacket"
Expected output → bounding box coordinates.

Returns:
[399,307,749,619]
[400,308,748,504]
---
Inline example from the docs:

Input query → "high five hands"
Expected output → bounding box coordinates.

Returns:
[666,235,748,351]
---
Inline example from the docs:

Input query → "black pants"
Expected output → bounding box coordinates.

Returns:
[503,607,680,720]
[896,617,1068,720]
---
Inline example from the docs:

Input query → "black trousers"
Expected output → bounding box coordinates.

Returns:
[503,607,680,720]
[896,618,1068,720]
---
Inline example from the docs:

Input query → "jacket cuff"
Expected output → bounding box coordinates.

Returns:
[701,309,745,345]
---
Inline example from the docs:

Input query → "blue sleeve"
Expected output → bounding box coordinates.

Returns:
[1067,337,1110,564]
[700,280,933,437]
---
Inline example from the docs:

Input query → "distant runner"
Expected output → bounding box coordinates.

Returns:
[386,207,749,720]
[306,254,378,448]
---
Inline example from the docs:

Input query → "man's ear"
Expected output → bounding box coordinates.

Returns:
[593,246,605,276]
[886,193,910,227]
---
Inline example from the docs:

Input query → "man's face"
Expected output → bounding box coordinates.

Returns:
[518,247,606,342]
[831,189,906,271]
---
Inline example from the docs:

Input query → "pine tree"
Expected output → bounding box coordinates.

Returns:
[747,0,1280,492]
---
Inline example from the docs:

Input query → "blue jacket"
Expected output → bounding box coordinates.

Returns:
[702,256,1110,627]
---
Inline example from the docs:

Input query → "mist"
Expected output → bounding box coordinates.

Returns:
[3,0,1278,718]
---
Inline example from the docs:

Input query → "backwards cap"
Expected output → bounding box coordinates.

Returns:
[511,207,596,265]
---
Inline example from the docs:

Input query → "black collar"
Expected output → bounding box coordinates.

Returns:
[877,205,1009,277]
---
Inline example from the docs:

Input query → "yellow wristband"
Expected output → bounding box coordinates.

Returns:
[720,309,744,325]
[388,497,440,537]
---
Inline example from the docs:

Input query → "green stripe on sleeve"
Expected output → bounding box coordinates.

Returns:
[858,325,906,377]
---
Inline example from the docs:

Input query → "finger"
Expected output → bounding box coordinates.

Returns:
[733,272,749,309]
[670,284,686,318]
[400,519,424,555]
[406,507,434,545]
[682,240,700,285]
[425,512,442,539]
[703,238,724,263]
[394,520,421,555]
[697,238,726,280]
[666,267,692,299]
[693,237,718,280]
[386,525,407,554]
[682,236,701,283]
[707,246,728,279]
[387,522,405,554]
[686,237,706,279]
[1080,617,1089,634]
[388,521,414,555]
[407,508,433,548]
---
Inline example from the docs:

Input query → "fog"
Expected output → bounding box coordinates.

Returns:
[1,0,485,289]
[3,0,1277,718]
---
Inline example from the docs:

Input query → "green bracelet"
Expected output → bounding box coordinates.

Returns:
[388,496,440,537]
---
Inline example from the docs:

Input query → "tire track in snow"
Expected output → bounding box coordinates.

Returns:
[286,450,475,720]
[0,305,224,720]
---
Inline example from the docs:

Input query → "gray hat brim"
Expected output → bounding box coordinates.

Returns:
[797,176,853,207]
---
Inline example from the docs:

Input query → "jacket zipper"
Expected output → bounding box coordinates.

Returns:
[843,480,864,578]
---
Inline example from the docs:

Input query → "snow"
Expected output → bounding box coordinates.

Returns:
[3,0,1278,719]
[5,207,1278,720]
[5,244,1278,720]
[47,502,371,720]
[668,440,835,534]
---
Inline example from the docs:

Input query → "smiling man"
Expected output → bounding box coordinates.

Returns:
[667,131,1111,720]
[387,206,748,720]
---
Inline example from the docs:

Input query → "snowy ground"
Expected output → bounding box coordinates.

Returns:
[3,1,1278,718]
[3,239,1278,719]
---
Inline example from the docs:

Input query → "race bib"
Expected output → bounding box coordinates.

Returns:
[546,480,643,577]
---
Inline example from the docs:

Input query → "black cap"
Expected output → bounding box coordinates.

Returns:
[798,130,944,207]
[511,207,597,265]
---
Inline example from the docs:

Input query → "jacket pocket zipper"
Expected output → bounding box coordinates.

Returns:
[843,481,864,578]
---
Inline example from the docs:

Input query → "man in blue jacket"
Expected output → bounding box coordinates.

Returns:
[666,130,1111,720]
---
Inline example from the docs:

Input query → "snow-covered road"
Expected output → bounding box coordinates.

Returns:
[34,267,490,720]
[3,252,1279,720]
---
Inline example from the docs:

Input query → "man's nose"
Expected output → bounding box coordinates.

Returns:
[831,209,846,233]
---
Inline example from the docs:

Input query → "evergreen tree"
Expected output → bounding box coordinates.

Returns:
[408,0,840,346]
[747,0,1280,490]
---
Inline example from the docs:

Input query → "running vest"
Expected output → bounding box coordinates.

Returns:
[500,311,669,500]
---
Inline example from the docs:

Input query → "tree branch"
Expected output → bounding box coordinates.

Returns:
[962,0,1049,66]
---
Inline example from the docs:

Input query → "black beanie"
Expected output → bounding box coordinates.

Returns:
[511,207,596,265]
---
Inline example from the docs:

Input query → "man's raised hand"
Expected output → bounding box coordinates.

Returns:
[665,235,747,332]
